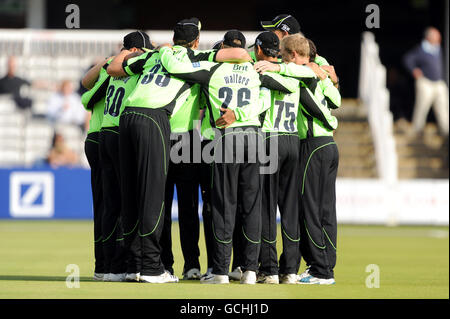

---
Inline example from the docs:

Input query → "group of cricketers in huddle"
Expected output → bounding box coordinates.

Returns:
[81,14,340,285]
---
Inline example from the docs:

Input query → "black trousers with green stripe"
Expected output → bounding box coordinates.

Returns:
[199,139,215,271]
[211,126,262,275]
[231,210,245,271]
[119,107,171,276]
[161,130,202,274]
[84,132,104,274]
[99,127,127,274]
[299,136,339,279]
[161,133,216,274]
[259,133,301,276]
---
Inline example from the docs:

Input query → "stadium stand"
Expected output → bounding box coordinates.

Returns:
[333,99,377,178]
[394,122,449,179]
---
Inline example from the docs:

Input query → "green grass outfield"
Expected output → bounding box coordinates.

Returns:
[0,220,448,299]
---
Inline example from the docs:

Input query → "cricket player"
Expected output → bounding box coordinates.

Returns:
[256,34,340,284]
[99,31,153,282]
[107,44,183,284]
[158,19,257,280]
[209,30,251,282]
[81,57,111,281]
[250,32,330,285]
[252,31,302,285]
[157,42,300,284]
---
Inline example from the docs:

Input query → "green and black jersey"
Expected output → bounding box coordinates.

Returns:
[121,47,218,122]
[101,73,140,129]
[313,55,341,109]
[259,71,336,138]
[275,62,339,138]
[314,55,329,67]
[159,46,300,139]
[121,50,191,115]
[81,61,111,134]
[297,83,338,139]
[260,85,301,133]
[259,62,305,134]
[166,46,216,133]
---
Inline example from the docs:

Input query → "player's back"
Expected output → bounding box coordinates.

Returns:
[124,51,192,114]
[102,73,140,128]
[261,82,301,133]
[205,62,262,129]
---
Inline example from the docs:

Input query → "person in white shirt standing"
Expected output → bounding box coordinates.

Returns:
[403,27,449,136]
[47,80,88,131]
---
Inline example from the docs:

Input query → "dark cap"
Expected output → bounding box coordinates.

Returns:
[123,31,153,50]
[212,40,223,50]
[260,14,300,34]
[173,17,202,43]
[222,30,246,48]
[249,31,280,57]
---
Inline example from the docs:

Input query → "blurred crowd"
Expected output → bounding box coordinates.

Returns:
[0,55,90,168]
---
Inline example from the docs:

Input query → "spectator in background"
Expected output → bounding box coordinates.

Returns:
[46,132,79,168]
[0,56,32,111]
[47,79,88,132]
[403,27,449,136]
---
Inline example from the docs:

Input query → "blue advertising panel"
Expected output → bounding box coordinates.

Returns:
[0,168,94,219]
[0,168,189,220]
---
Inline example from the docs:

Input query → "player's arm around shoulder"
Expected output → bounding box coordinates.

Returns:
[300,85,337,131]
[81,62,111,110]
[159,46,216,84]
[259,72,300,94]
[319,77,341,109]
[254,60,317,80]
[107,49,148,77]
[81,56,113,90]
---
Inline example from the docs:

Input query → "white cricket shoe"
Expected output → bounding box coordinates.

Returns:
[297,267,310,281]
[200,273,229,284]
[280,273,298,284]
[140,271,179,283]
[183,268,202,280]
[298,275,336,285]
[93,273,104,281]
[200,267,213,279]
[228,266,243,281]
[103,273,111,282]
[125,272,140,282]
[256,273,279,284]
[109,273,126,282]
[240,270,257,284]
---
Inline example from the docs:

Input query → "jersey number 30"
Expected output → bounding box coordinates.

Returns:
[104,86,125,117]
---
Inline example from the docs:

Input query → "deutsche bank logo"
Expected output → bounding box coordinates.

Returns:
[9,172,54,218]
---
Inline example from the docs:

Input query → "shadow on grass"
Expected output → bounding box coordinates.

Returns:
[0,275,93,282]
[0,276,205,284]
